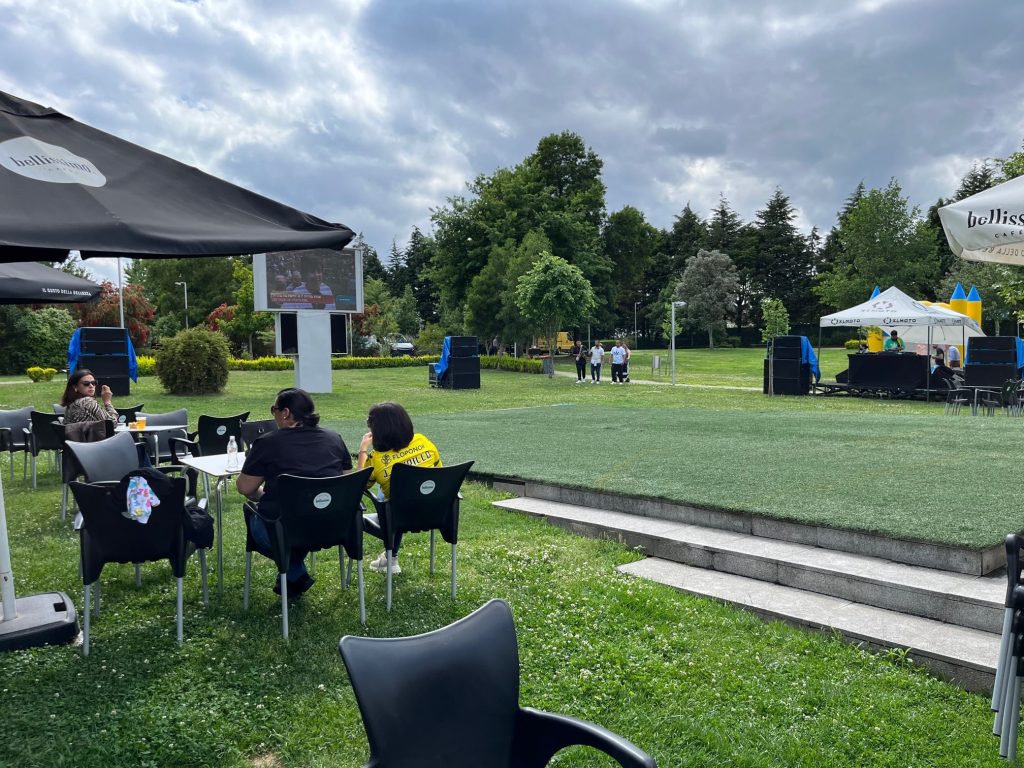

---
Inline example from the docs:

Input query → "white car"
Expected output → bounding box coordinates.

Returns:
[386,334,416,356]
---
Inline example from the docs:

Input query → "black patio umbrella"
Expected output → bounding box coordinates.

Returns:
[0,261,101,303]
[0,90,354,262]
[0,88,356,650]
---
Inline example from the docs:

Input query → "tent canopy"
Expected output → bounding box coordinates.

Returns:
[938,175,1024,265]
[0,261,100,303]
[820,286,982,338]
[0,90,353,262]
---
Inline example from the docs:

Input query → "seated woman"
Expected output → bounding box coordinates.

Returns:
[358,402,442,575]
[61,369,118,424]
[236,388,353,597]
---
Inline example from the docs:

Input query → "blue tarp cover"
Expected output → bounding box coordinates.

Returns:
[433,335,452,380]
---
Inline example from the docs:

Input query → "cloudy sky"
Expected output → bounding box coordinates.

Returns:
[2,0,1023,283]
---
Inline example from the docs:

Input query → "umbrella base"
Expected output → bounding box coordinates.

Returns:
[0,591,78,652]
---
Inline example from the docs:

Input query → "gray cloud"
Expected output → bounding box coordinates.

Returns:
[1,0,1023,287]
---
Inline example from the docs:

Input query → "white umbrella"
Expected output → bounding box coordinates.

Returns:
[938,175,1024,265]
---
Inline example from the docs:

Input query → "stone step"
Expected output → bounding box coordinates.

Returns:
[618,558,999,694]
[494,496,1007,633]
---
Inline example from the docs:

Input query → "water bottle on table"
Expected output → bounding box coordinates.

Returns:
[226,436,239,470]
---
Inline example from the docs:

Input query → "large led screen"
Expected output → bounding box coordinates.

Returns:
[253,248,363,312]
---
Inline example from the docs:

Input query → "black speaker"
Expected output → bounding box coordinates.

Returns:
[764,359,803,379]
[763,360,810,395]
[970,336,1016,351]
[78,354,130,377]
[965,363,1019,387]
[770,346,801,360]
[445,371,480,390]
[447,356,481,375]
[96,376,131,397]
[774,335,803,349]
[81,340,127,354]
[80,327,126,343]
[449,336,478,357]
[969,349,1015,364]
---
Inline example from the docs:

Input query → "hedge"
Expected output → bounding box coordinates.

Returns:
[26,367,58,382]
[479,355,545,374]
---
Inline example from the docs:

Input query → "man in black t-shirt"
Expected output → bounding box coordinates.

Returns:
[237,389,352,597]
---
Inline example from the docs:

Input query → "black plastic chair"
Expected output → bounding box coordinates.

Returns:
[243,468,372,638]
[51,403,66,416]
[114,403,145,426]
[363,461,473,611]
[25,410,64,489]
[943,379,969,416]
[70,475,207,656]
[55,420,115,522]
[136,408,189,464]
[240,418,278,450]
[170,412,250,462]
[0,405,33,483]
[339,599,656,768]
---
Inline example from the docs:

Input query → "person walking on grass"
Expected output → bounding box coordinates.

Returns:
[571,339,587,383]
[610,339,627,384]
[589,341,605,383]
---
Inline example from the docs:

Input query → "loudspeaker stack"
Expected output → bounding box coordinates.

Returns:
[763,335,810,395]
[444,336,480,390]
[965,337,1021,387]
[78,327,131,396]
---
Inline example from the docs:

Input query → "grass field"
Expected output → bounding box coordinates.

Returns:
[0,355,1019,766]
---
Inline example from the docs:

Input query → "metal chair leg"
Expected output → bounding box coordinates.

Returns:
[451,543,457,600]
[386,549,393,612]
[61,484,68,522]
[199,550,209,607]
[281,574,289,640]
[135,564,142,588]
[176,577,183,646]
[94,579,100,618]
[430,530,436,575]
[31,453,36,490]
[310,551,317,577]
[345,558,353,589]
[357,560,366,626]
[338,548,345,588]
[82,583,91,656]
[243,551,252,611]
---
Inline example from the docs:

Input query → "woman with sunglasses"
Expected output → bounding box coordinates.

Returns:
[60,369,118,424]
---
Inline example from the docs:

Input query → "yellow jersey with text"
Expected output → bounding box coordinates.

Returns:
[367,433,442,498]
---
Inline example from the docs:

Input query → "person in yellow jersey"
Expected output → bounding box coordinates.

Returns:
[357,401,442,574]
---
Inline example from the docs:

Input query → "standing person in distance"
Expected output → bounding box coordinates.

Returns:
[947,343,962,369]
[571,338,587,383]
[357,402,442,575]
[610,339,627,384]
[623,339,633,383]
[235,388,353,598]
[589,340,605,383]
[883,330,904,351]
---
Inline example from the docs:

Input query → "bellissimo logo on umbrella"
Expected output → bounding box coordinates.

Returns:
[0,136,106,187]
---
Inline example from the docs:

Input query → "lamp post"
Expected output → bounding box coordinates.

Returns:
[634,301,640,349]
[671,301,686,385]
[175,281,189,329]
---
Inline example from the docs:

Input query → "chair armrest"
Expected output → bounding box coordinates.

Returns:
[0,427,10,452]
[513,707,656,768]
[23,427,35,453]
[362,489,386,514]
[169,437,198,463]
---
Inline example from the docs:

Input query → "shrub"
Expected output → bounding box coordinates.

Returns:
[331,355,439,370]
[136,355,157,376]
[844,339,863,350]
[479,355,544,374]
[26,367,58,382]
[0,306,76,374]
[156,328,230,395]
[414,324,447,355]
[228,356,294,371]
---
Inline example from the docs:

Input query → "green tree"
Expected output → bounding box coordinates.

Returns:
[673,249,739,349]
[393,285,421,336]
[73,281,156,348]
[0,306,77,374]
[404,227,439,325]
[130,257,235,331]
[514,253,596,377]
[816,179,939,310]
[760,298,791,342]
[603,206,659,342]
[217,260,274,355]
[999,140,1024,181]
[751,189,818,325]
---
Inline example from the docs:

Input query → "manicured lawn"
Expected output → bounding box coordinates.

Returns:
[0,364,1017,765]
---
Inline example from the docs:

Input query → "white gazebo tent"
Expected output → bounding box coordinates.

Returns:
[938,175,1024,265]
[819,286,982,394]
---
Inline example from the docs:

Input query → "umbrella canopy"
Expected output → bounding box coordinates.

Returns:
[0,90,353,262]
[938,175,1024,265]
[0,261,100,303]
[820,286,982,332]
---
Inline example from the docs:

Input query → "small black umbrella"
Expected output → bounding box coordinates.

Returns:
[0,90,354,262]
[0,261,101,303]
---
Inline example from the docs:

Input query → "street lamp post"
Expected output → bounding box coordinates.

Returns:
[634,301,640,349]
[175,281,189,330]
[671,301,686,386]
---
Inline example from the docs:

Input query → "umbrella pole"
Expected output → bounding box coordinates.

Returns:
[118,257,125,329]
[0,472,15,619]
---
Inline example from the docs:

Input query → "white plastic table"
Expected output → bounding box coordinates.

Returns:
[114,423,187,463]
[176,452,244,598]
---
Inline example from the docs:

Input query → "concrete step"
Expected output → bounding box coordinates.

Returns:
[619,558,999,694]
[494,496,1007,633]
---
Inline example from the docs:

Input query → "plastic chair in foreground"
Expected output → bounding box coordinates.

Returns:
[0,405,33,482]
[240,418,278,451]
[25,410,63,489]
[70,474,207,656]
[339,598,657,768]
[362,461,474,611]
[55,420,115,522]
[170,412,250,462]
[243,468,372,638]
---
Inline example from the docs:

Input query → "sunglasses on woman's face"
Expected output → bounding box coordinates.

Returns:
[80,380,97,387]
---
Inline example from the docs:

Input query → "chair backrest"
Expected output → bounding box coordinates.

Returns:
[387,461,474,544]
[114,404,145,425]
[58,421,117,482]
[240,419,278,450]
[137,409,188,457]
[274,468,372,560]
[0,406,34,449]
[339,599,521,768]
[196,412,250,455]
[52,403,66,416]
[70,474,188,584]
[65,431,141,483]
[29,410,64,451]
